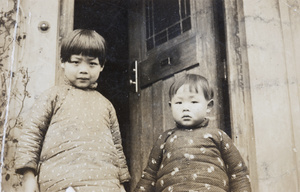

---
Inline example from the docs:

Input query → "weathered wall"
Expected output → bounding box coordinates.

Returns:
[242,0,300,191]
[0,0,59,191]
[0,0,27,190]
[1,0,300,191]
[223,0,300,191]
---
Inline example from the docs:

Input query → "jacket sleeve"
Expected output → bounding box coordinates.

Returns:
[134,130,173,192]
[15,88,57,175]
[109,103,131,183]
[218,130,252,192]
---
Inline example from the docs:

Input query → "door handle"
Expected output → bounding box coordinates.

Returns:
[160,57,171,67]
[129,60,138,93]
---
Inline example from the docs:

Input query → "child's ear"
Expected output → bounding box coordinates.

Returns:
[206,99,214,113]
[100,65,104,72]
[60,62,65,69]
[169,101,172,108]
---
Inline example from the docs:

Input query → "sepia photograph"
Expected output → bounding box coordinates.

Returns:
[0,0,299,191]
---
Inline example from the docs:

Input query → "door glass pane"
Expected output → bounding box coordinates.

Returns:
[153,0,180,33]
[146,0,191,50]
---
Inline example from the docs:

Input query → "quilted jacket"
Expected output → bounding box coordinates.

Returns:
[15,83,130,192]
[134,119,251,192]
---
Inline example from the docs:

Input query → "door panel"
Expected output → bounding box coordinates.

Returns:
[128,0,227,190]
[140,36,198,87]
[140,86,154,170]
[152,80,165,137]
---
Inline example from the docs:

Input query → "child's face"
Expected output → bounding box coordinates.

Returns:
[169,84,213,128]
[61,54,104,88]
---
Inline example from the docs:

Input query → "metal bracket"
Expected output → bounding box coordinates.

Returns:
[129,60,138,93]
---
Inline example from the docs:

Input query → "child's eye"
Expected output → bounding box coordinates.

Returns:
[70,61,79,64]
[192,101,199,103]
[90,62,99,66]
[175,102,182,104]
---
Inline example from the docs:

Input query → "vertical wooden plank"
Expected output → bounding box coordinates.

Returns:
[152,80,164,141]
[187,65,201,75]
[194,0,220,130]
[128,91,142,191]
[162,76,175,131]
[174,70,187,78]
[223,0,258,191]
[56,0,74,85]
[128,0,144,190]
[140,87,153,171]
[128,4,145,192]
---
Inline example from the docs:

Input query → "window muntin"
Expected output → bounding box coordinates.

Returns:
[146,0,191,50]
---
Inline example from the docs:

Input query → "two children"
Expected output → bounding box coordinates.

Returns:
[15,29,130,192]
[15,28,250,192]
[134,74,251,192]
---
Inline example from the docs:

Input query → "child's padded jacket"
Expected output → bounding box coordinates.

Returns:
[134,120,251,192]
[15,84,130,192]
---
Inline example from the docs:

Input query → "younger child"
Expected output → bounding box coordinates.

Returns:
[15,29,130,192]
[134,74,251,192]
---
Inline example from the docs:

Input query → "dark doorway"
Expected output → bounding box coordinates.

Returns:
[214,0,231,137]
[73,0,131,181]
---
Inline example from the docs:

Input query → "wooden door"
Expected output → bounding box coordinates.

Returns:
[128,0,229,190]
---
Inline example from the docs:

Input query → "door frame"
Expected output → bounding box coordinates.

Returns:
[223,0,258,190]
[55,0,74,85]
[57,0,258,190]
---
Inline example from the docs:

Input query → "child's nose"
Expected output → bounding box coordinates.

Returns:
[182,105,190,111]
[79,63,89,74]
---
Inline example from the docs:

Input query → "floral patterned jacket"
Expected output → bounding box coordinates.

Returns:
[134,120,251,192]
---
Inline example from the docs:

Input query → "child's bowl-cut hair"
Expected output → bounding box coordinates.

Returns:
[60,29,106,66]
[169,74,214,101]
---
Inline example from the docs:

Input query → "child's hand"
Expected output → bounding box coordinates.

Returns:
[23,170,39,192]
[120,184,126,192]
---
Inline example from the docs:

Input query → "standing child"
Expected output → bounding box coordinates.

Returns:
[134,74,251,192]
[15,29,130,192]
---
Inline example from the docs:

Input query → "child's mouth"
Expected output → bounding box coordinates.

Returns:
[77,78,89,81]
[182,115,192,120]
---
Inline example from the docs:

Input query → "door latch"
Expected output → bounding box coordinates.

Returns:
[129,60,138,93]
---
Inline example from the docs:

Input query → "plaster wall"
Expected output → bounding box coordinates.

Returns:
[20,0,59,111]
[0,0,59,190]
[242,0,300,191]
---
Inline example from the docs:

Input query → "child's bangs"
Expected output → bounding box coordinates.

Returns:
[186,80,201,93]
[169,79,199,100]
[169,74,213,101]
[70,35,105,58]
